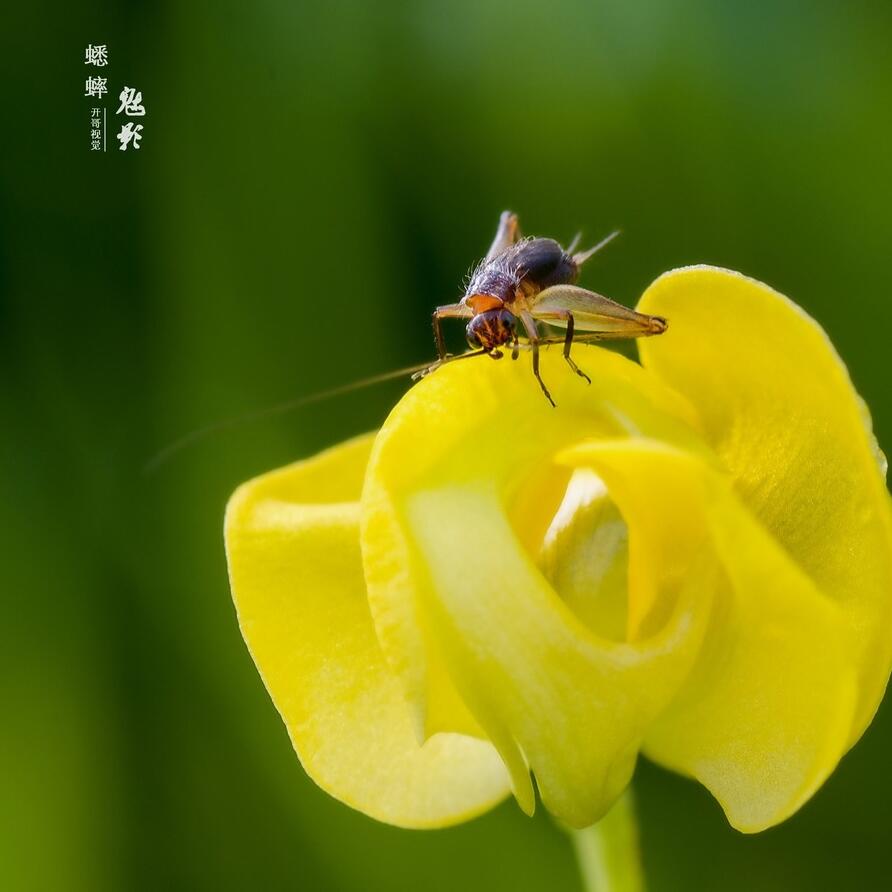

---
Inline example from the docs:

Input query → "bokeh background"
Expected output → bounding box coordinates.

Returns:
[4,1,892,889]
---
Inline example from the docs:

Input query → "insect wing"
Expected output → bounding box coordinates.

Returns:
[530,285,667,336]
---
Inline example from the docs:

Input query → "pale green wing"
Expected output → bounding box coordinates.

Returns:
[531,285,667,336]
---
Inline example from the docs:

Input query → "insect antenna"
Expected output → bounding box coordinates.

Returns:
[142,327,655,473]
[410,347,489,380]
[142,356,457,473]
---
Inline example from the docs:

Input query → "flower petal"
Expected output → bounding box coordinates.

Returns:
[539,469,630,641]
[361,349,709,826]
[560,439,857,833]
[225,434,510,828]
[638,266,892,747]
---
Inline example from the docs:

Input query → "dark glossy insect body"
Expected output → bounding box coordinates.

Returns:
[464,238,580,351]
[431,211,668,405]
[467,238,579,308]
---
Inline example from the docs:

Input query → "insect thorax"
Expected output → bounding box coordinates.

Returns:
[465,237,578,306]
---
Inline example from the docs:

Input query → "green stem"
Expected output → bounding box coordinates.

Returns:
[569,789,645,892]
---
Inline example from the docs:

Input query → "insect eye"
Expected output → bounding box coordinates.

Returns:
[466,321,481,348]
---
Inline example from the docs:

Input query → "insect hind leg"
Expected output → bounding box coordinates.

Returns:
[530,309,591,385]
[561,312,591,384]
[485,211,520,262]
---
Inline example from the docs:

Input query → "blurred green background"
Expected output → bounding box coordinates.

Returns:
[3,1,892,889]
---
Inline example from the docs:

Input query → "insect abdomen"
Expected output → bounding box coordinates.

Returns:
[513,238,578,291]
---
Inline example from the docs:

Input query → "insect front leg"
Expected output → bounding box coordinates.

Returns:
[432,303,472,360]
[520,311,555,407]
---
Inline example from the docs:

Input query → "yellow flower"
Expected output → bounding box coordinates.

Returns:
[225,266,892,833]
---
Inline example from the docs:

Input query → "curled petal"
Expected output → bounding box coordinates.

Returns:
[225,434,510,828]
[638,266,892,747]
[361,349,709,826]
[560,439,857,833]
[539,469,630,641]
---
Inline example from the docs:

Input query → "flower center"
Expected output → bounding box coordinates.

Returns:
[510,464,631,642]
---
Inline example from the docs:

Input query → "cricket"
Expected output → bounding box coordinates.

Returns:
[419,210,668,406]
[144,211,667,469]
